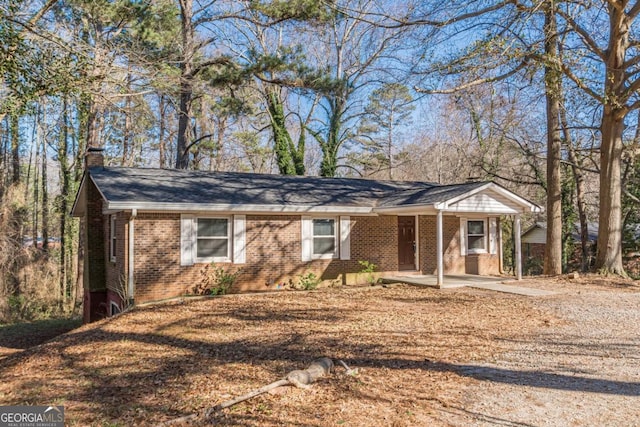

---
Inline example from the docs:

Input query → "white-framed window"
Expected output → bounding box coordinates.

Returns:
[180,214,245,266]
[467,219,486,253]
[312,218,338,259]
[301,216,350,262]
[195,217,231,262]
[110,214,117,262]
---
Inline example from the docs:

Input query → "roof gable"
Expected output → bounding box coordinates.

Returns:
[445,189,523,214]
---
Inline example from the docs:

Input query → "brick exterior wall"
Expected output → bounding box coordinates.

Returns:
[465,254,500,275]
[86,179,107,292]
[133,213,189,302]
[125,214,403,302]
[83,178,107,323]
[418,215,501,276]
[419,215,466,274]
[105,212,127,294]
[86,197,503,314]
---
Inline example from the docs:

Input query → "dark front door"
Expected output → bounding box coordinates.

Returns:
[398,216,416,271]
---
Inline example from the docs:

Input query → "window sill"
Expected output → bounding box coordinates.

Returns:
[195,257,232,264]
[311,253,338,260]
[467,250,488,255]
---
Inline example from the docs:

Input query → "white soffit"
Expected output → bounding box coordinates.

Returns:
[105,201,375,216]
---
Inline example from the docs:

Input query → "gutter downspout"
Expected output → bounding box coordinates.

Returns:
[514,213,522,280]
[498,218,504,274]
[436,210,444,287]
[128,209,137,305]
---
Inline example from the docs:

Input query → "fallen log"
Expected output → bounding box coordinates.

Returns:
[285,357,334,390]
[205,378,290,416]
[156,357,337,427]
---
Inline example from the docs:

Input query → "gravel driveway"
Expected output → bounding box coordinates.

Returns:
[439,278,640,427]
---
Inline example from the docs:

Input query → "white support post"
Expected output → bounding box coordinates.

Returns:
[128,209,137,302]
[436,210,444,287]
[514,213,522,280]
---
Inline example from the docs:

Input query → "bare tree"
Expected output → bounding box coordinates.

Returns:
[552,0,640,274]
[543,0,563,275]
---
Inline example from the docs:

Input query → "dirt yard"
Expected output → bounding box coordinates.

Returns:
[0,276,638,426]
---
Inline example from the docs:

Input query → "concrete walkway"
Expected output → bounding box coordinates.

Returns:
[382,274,556,296]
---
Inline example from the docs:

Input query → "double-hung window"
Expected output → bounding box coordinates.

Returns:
[110,215,117,262]
[301,216,350,262]
[181,215,245,266]
[196,217,231,262]
[467,220,486,253]
[312,218,338,258]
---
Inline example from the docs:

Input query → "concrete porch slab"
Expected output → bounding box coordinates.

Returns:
[381,274,556,296]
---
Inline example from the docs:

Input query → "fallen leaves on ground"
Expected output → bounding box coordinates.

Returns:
[0,277,635,426]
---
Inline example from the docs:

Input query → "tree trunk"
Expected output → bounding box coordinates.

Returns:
[41,130,49,252]
[122,70,133,166]
[560,102,590,272]
[596,110,625,273]
[266,88,296,175]
[595,3,628,275]
[159,95,167,169]
[543,1,563,275]
[58,96,71,307]
[293,127,306,176]
[0,119,5,201]
[33,129,40,249]
[176,0,194,169]
[10,114,20,184]
[319,96,344,177]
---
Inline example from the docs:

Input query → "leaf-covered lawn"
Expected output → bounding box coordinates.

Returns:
[0,285,554,426]
[0,317,81,358]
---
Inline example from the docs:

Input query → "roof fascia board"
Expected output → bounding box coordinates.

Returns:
[441,208,520,215]
[70,172,88,217]
[373,205,438,215]
[106,201,376,216]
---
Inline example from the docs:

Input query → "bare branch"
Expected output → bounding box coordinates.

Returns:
[629,1,640,19]
[556,60,605,104]
[185,133,215,152]
[415,60,529,94]
[328,0,516,29]
[555,7,606,61]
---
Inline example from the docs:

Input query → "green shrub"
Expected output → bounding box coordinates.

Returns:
[194,263,241,296]
[295,272,321,290]
[358,260,378,285]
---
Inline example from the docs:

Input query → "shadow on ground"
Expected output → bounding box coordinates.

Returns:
[0,317,81,350]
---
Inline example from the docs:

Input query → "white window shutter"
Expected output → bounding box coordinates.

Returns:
[233,215,246,264]
[180,214,194,266]
[489,217,497,255]
[301,216,313,262]
[460,218,467,256]
[340,216,351,260]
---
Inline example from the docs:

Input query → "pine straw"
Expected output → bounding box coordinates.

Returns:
[0,280,628,426]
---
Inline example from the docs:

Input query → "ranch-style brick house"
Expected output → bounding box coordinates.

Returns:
[72,148,540,322]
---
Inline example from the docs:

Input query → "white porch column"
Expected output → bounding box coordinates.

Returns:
[514,213,522,280]
[128,209,137,302]
[436,210,444,287]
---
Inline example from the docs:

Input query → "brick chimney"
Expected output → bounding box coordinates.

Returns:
[85,147,105,168]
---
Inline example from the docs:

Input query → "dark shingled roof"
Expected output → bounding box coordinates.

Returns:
[88,167,489,208]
